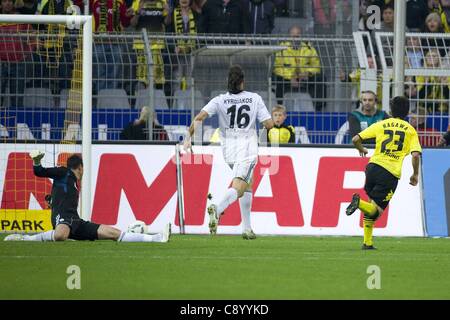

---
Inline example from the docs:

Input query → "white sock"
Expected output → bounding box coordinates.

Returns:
[118,232,163,242]
[216,188,238,217]
[239,191,252,232]
[24,230,55,241]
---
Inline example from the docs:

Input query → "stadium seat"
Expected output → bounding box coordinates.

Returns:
[0,124,9,138]
[41,123,51,140]
[17,123,34,140]
[173,89,205,110]
[135,88,169,110]
[335,121,349,145]
[63,123,81,141]
[23,88,55,108]
[59,89,83,109]
[164,125,188,142]
[202,125,214,142]
[97,89,130,109]
[59,89,69,108]
[98,124,108,141]
[255,90,277,108]
[295,126,311,144]
[283,92,315,112]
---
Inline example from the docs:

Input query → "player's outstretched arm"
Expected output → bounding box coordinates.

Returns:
[184,110,209,152]
[352,135,368,157]
[409,151,421,186]
[30,150,66,179]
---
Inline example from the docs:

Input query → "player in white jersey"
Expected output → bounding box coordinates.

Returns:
[183,65,274,239]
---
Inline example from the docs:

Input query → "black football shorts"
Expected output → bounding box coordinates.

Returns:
[52,213,100,241]
[364,163,399,210]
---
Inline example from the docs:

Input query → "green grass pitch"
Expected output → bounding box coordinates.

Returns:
[0,234,449,299]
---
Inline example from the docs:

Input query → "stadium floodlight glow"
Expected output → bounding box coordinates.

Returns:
[0,14,93,220]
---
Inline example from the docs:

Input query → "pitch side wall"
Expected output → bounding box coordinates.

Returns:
[0,143,425,236]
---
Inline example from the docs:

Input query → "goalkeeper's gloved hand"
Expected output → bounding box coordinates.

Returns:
[29,150,45,165]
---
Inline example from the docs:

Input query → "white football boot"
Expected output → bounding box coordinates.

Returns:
[242,229,257,240]
[4,234,25,241]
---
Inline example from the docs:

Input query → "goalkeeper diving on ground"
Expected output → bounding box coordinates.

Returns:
[4,151,171,243]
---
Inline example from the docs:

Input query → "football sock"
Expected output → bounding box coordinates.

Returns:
[239,191,253,232]
[24,230,55,241]
[119,232,163,242]
[359,199,378,216]
[216,188,238,216]
[363,218,375,246]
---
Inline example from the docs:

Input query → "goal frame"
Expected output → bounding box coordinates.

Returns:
[0,14,93,220]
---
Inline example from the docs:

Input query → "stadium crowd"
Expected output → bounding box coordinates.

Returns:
[0,0,449,145]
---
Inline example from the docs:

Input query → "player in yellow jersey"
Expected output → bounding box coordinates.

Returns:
[346,96,422,250]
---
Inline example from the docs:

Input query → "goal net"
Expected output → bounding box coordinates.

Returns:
[0,14,92,234]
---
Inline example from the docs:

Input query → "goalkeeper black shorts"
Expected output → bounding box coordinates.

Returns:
[52,213,100,241]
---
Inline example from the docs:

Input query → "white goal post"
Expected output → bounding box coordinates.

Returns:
[0,14,93,220]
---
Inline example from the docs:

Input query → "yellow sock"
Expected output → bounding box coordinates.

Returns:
[363,218,375,246]
[359,199,377,216]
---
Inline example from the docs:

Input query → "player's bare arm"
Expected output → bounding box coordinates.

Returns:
[352,135,368,157]
[184,110,209,152]
[410,151,421,186]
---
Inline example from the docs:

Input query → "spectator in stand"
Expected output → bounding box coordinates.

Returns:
[191,0,205,14]
[406,34,424,69]
[120,106,169,140]
[242,0,275,35]
[428,0,440,13]
[422,12,450,57]
[371,3,397,66]
[378,2,395,32]
[0,0,34,108]
[91,0,132,94]
[438,126,450,146]
[267,105,295,144]
[348,90,389,145]
[409,106,442,146]
[130,0,171,102]
[439,0,450,31]
[406,0,429,30]
[33,0,78,93]
[416,48,450,113]
[313,0,351,34]
[273,25,326,111]
[15,0,37,14]
[170,0,198,91]
[197,0,250,34]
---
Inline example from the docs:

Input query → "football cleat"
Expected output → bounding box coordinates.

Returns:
[346,193,360,216]
[161,223,171,243]
[4,234,25,241]
[242,229,257,240]
[207,204,219,235]
[29,150,45,162]
[361,244,377,250]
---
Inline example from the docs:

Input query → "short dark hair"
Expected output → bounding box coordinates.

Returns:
[361,90,378,102]
[67,154,83,170]
[228,65,244,94]
[390,96,410,119]
[383,3,394,12]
